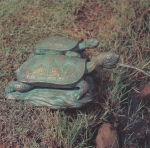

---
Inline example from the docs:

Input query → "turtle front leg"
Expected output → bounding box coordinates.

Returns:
[5,81,34,93]
[74,80,89,100]
[65,51,81,58]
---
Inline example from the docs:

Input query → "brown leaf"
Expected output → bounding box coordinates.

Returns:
[139,84,150,105]
[96,123,119,148]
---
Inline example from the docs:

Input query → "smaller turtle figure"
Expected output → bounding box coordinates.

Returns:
[34,36,99,57]
[5,52,119,100]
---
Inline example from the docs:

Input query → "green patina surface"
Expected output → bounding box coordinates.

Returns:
[5,52,119,103]
[35,36,99,57]
[5,88,92,109]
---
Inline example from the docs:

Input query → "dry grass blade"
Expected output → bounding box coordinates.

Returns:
[118,63,150,77]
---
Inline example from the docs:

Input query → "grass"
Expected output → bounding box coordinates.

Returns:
[0,0,150,147]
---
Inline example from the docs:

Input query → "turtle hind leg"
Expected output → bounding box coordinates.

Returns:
[74,80,89,100]
[5,81,34,93]
[65,51,81,58]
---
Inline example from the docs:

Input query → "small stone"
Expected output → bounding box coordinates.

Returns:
[96,123,119,148]
[139,84,150,105]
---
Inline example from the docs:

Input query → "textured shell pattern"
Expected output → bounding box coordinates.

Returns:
[35,36,79,51]
[16,55,85,85]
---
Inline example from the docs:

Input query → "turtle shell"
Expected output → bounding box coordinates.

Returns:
[16,55,86,85]
[35,36,80,51]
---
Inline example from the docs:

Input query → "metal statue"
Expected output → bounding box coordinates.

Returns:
[5,52,119,108]
[34,36,99,57]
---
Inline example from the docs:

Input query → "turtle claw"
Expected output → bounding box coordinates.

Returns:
[72,90,81,100]
[72,90,85,100]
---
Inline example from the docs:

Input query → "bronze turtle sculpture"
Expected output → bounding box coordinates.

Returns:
[5,52,119,100]
[34,36,99,57]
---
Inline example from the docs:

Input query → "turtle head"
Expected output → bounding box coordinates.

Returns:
[95,52,119,69]
[84,38,99,48]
